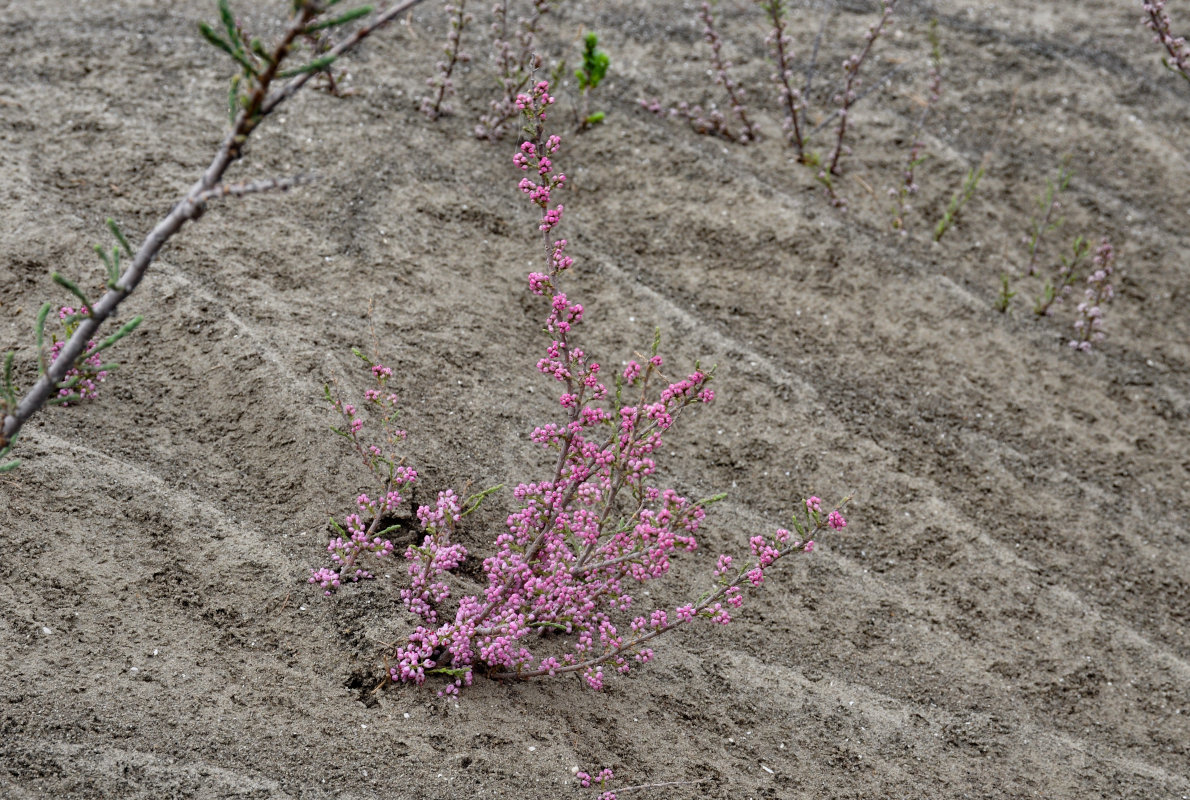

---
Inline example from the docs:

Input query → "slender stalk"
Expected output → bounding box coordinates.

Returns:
[826,0,897,176]
[760,0,805,160]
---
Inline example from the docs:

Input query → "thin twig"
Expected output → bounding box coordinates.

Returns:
[615,777,713,794]
[808,64,902,137]
[194,174,316,203]
[801,0,833,102]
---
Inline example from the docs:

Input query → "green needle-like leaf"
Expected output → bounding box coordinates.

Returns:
[303,6,373,33]
[95,244,113,273]
[90,315,144,355]
[279,54,337,78]
[106,218,132,256]
[218,0,239,47]
[47,393,81,406]
[0,460,19,473]
[250,38,274,64]
[695,492,728,507]
[199,21,236,56]
[462,483,503,517]
[199,21,258,76]
[34,302,52,350]
[52,272,91,309]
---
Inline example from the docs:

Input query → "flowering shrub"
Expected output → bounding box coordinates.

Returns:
[638,2,760,144]
[319,81,847,696]
[695,1,758,143]
[759,0,806,159]
[475,0,553,140]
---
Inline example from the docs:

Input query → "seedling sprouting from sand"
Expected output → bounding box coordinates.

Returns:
[574,32,610,130]
[1034,235,1090,316]
[1023,160,1072,276]
[0,0,430,472]
[933,159,986,242]
[993,274,1017,314]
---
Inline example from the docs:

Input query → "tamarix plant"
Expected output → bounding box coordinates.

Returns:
[1142,0,1190,83]
[639,1,756,143]
[319,81,848,696]
[1069,238,1117,352]
[821,0,898,179]
[475,0,554,140]
[890,18,942,235]
[420,0,473,119]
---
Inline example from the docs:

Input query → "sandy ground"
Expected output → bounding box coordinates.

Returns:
[2,1,1189,798]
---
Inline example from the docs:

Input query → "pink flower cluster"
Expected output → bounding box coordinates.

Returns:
[1143,1,1190,81]
[400,490,468,622]
[312,353,418,594]
[310,471,416,596]
[1070,238,1116,352]
[49,306,109,403]
[577,767,616,800]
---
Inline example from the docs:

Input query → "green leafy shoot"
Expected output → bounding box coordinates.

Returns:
[933,164,985,242]
[994,273,1017,313]
[303,5,373,34]
[575,32,610,129]
[89,316,144,357]
[279,54,338,79]
[576,33,609,91]
[51,272,92,310]
[463,483,504,517]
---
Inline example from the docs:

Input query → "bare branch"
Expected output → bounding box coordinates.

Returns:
[194,174,316,203]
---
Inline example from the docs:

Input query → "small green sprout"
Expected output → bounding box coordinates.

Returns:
[575,32,610,130]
